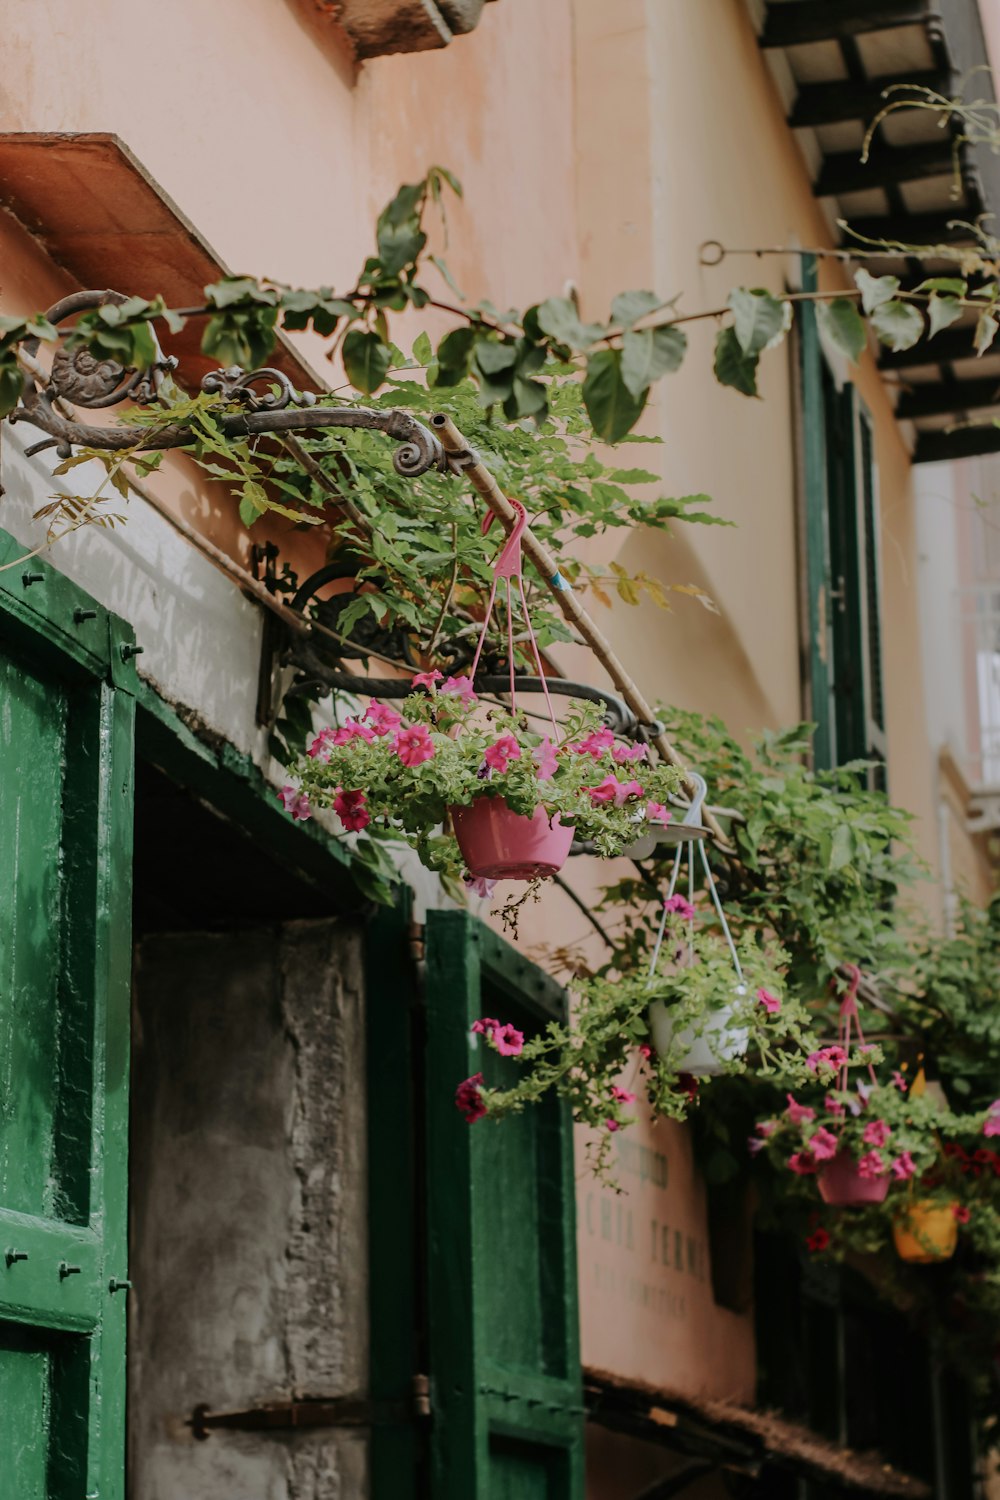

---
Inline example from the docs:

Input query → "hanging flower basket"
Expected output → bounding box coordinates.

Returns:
[817,1148,891,1207]
[451,797,573,880]
[648,990,749,1077]
[892,1200,959,1263]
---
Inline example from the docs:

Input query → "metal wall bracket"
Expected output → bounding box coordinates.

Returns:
[188,1375,430,1439]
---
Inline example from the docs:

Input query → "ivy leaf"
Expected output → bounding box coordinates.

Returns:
[869,300,924,352]
[474,337,519,376]
[728,289,789,356]
[205,276,278,309]
[620,326,687,398]
[536,296,605,351]
[975,310,999,356]
[432,326,476,386]
[914,276,967,296]
[713,326,759,396]
[928,294,963,339]
[411,331,433,366]
[582,349,648,442]
[342,330,392,394]
[855,268,900,314]
[816,298,867,364]
[611,289,664,330]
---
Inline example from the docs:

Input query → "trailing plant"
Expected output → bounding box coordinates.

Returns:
[288,679,681,881]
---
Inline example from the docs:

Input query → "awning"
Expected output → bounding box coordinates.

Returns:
[584,1366,930,1497]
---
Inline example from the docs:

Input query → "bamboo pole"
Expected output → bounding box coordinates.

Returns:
[430,413,731,848]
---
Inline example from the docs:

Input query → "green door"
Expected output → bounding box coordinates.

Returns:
[425,911,584,1499]
[0,531,135,1497]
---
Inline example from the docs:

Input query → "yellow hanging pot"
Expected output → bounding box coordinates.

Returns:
[892,1200,959,1264]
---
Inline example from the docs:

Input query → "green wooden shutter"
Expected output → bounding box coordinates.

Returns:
[798,256,836,771]
[425,910,584,1500]
[0,531,135,1498]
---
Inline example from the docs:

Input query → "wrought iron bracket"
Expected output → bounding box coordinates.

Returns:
[188,1376,431,1439]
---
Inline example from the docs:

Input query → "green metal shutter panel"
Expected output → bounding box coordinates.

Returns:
[798,259,836,772]
[0,530,135,1499]
[424,910,584,1499]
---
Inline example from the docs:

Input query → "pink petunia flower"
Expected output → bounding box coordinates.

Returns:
[892,1070,908,1093]
[395,724,435,767]
[484,735,522,773]
[464,873,497,899]
[533,737,559,780]
[747,1136,767,1155]
[493,1023,525,1057]
[307,728,337,760]
[646,802,672,826]
[610,1086,636,1103]
[806,1228,831,1253]
[441,674,477,705]
[862,1118,892,1148]
[613,743,648,763]
[756,987,781,1015]
[788,1150,818,1176]
[471,1017,500,1037]
[891,1151,916,1181]
[332,719,376,746]
[333,788,370,832]
[785,1095,815,1126]
[278,785,312,822]
[825,1094,846,1117]
[806,1045,848,1075]
[637,1043,654,1060]
[663,894,696,920]
[455,1073,487,1123]
[364,699,403,737]
[587,774,644,807]
[984,1101,1000,1137]
[808,1127,840,1162]
[755,1120,778,1138]
[857,1150,886,1180]
[411,669,443,690]
[606,1118,620,1133]
[571,728,615,759]
[953,1204,971,1223]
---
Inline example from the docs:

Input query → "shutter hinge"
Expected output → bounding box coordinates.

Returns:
[188,1375,431,1439]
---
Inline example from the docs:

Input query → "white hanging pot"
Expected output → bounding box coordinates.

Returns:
[647,986,749,1077]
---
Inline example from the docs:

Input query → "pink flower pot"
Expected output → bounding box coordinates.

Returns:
[451,797,573,880]
[817,1149,890,1207]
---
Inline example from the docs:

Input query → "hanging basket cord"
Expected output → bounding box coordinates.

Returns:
[835,963,879,1092]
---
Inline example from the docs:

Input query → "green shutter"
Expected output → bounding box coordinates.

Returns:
[424,910,584,1500]
[0,530,135,1498]
[798,255,836,771]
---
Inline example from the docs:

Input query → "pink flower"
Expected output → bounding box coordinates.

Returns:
[862,1118,891,1148]
[364,699,402,736]
[806,1228,830,1253]
[471,1017,500,1037]
[785,1095,815,1126]
[307,728,336,759]
[411,669,442,690]
[464,873,497,899]
[455,1073,487,1123]
[953,1204,971,1224]
[984,1101,1000,1137]
[333,788,370,832]
[613,743,647,763]
[747,1136,767,1156]
[493,1023,525,1057]
[663,894,696,920]
[278,785,312,822]
[756,1120,778,1138]
[484,735,522,773]
[637,1043,654,1060]
[572,728,615,759]
[395,724,435,767]
[806,1045,848,1075]
[606,1118,620,1133]
[756,987,781,1015]
[610,1086,636,1103]
[533,737,558,780]
[788,1150,818,1176]
[857,1150,886,1180]
[891,1151,916,1181]
[892,1070,908,1093]
[332,718,376,746]
[808,1127,839,1162]
[825,1094,846,1117]
[587,774,643,807]
[441,674,477,704]
[646,802,672,825]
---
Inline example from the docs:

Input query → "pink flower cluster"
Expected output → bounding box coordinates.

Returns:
[472,1016,524,1057]
[806,1045,848,1076]
[278,785,312,822]
[455,1073,487,1123]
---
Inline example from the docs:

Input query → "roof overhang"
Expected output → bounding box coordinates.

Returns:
[0,132,324,393]
[751,0,1000,463]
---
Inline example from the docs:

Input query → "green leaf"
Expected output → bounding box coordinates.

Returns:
[914,277,967,296]
[434,326,476,381]
[815,298,867,364]
[411,330,433,366]
[582,349,647,443]
[342,330,392,394]
[975,310,999,356]
[620,326,687,398]
[0,359,23,416]
[536,296,604,351]
[855,269,899,314]
[473,337,519,376]
[870,299,924,352]
[610,289,664,330]
[728,289,790,356]
[927,294,963,339]
[713,326,759,396]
